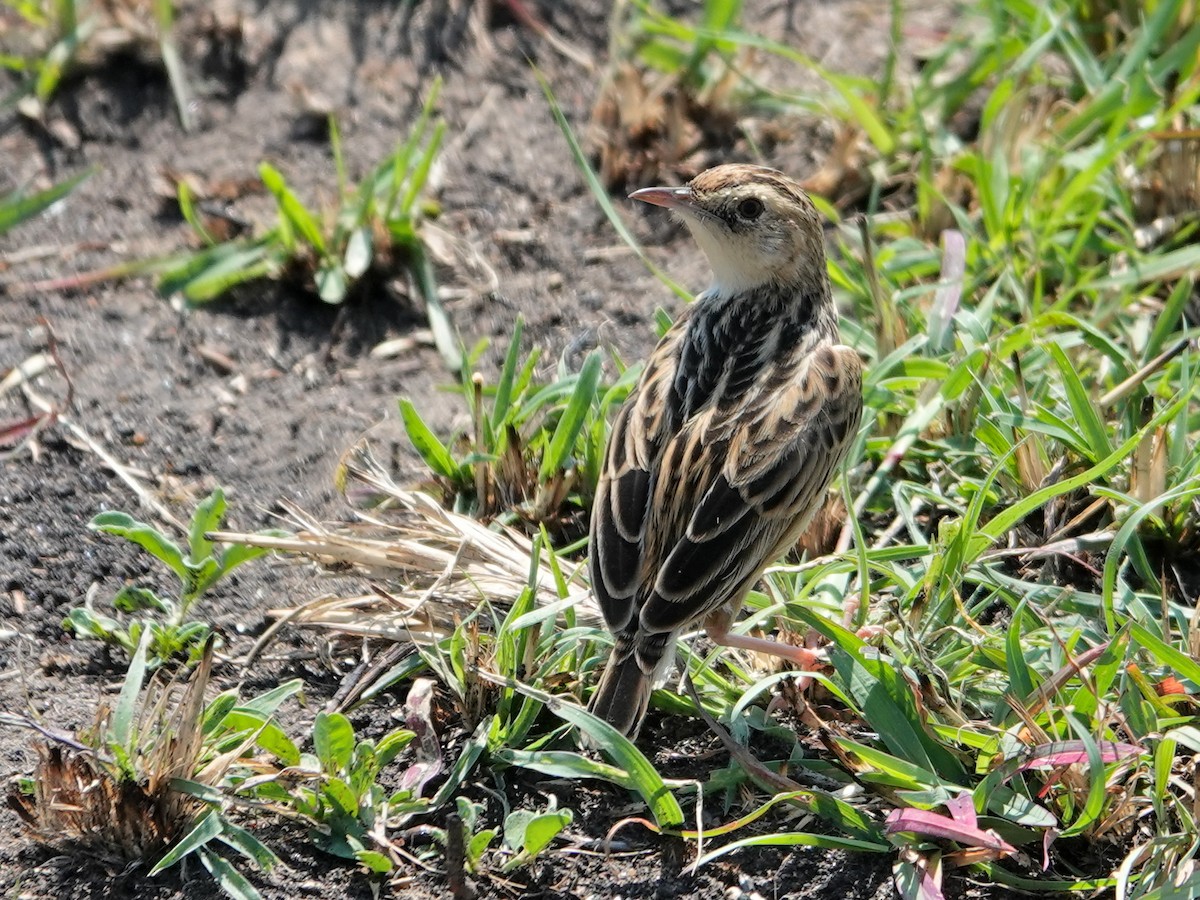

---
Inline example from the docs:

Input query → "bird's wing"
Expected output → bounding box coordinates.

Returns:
[639,343,863,633]
[590,320,689,633]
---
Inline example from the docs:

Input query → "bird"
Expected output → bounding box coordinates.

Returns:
[588,163,864,738]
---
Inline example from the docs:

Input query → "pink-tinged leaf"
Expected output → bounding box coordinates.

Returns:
[894,850,946,900]
[1032,643,1109,703]
[1042,827,1059,870]
[0,413,50,447]
[398,677,443,796]
[1015,740,1144,771]
[944,793,976,829]
[886,809,1016,856]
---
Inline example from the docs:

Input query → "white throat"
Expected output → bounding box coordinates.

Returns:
[686,220,767,299]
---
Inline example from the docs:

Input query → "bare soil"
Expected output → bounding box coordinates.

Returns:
[0,2,988,897]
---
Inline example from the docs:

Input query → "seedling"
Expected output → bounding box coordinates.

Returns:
[499,801,573,872]
[66,488,284,667]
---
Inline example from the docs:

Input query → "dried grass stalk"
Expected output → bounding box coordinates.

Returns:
[211,443,600,644]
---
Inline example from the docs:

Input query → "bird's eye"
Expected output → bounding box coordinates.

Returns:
[736,197,765,220]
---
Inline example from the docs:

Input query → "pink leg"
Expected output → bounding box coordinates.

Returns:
[843,595,883,641]
[704,608,825,669]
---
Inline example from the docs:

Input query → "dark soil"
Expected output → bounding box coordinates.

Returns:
[0,2,977,897]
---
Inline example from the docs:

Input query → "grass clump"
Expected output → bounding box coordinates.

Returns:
[158,80,458,367]
[591,0,750,190]
[2,0,193,127]
[7,638,297,900]
[397,314,634,539]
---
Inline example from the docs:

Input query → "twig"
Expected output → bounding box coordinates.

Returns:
[445,811,477,900]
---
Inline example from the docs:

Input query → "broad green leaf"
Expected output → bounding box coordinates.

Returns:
[313,711,355,774]
[188,488,226,567]
[90,512,189,583]
[355,850,392,873]
[398,398,462,481]
[196,845,263,900]
[316,262,347,304]
[344,226,372,278]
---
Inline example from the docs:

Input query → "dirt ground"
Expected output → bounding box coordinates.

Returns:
[0,2,979,897]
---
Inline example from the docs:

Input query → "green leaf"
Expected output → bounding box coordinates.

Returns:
[215,538,282,576]
[158,240,277,303]
[316,262,348,304]
[188,488,227,567]
[496,679,684,831]
[398,398,462,481]
[1045,343,1112,461]
[502,809,535,852]
[259,162,326,255]
[354,850,392,873]
[494,748,635,791]
[519,808,573,857]
[150,809,224,874]
[239,678,305,717]
[112,586,170,614]
[539,351,602,481]
[196,845,263,900]
[322,776,359,817]
[343,226,373,278]
[467,829,496,866]
[375,729,415,769]
[111,627,151,755]
[63,607,125,643]
[90,512,189,583]
[492,315,526,431]
[218,710,301,767]
[1131,623,1200,688]
[0,166,95,236]
[410,243,463,371]
[216,821,279,871]
[202,690,240,735]
[313,711,355,774]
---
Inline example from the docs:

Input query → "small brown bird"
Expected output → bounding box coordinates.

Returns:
[589,163,864,738]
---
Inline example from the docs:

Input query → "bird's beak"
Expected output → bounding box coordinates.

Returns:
[629,185,695,211]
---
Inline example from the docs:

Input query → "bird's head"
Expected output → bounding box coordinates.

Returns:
[631,164,826,299]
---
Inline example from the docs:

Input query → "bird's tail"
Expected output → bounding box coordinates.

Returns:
[589,634,672,739]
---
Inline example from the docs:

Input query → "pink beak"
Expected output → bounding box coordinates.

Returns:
[629,186,695,210]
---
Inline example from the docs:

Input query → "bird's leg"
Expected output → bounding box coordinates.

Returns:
[703,608,825,669]
[841,595,884,642]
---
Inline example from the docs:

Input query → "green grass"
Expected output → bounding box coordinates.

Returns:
[384,0,1200,894]
[0,167,93,236]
